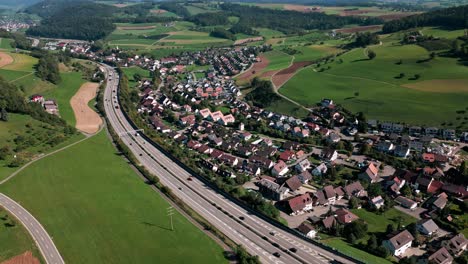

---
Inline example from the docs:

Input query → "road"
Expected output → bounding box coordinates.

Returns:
[0,193,65,264]
[102,65,358,264]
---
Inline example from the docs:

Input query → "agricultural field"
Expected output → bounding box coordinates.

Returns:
[263,50,293,72]
[0,131,227,264]
[280,34,468,127]
[0,208,42,263]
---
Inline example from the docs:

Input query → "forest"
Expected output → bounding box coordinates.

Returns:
[219,3,383,34]
[383,4,468,33]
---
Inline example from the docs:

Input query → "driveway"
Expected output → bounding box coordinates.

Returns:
[394,205,426,220]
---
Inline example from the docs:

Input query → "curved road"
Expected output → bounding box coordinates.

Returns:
[0,193,65,264]
[102,65,357,264]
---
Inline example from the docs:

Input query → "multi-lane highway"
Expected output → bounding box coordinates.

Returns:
[102,64,358,264]
[0,193,65,264]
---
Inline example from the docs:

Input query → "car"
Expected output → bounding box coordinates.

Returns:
[273,252,280,258]
[187,177,192,181]
[239,216,245,220]
[262,236,268,241]
[178,187,182,190]
[289,248,297,253]
[269,231,275,236]
[135,133,139,137]
[272,243,279,248]
[115,106,119,109]
[139,153,143,156]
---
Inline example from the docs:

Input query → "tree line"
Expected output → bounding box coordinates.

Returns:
[383,4,468,33]
[245,78,281,108]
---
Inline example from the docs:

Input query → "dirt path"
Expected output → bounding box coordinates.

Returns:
[0,51,14,68]
[70,82,103,134]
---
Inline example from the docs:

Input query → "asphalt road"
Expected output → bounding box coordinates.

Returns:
[0,193,65,264]
[102,65,356,264]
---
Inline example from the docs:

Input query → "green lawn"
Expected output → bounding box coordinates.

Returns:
[0,38,13,50]
[0,209,42,263]
[0,131,227,264]
[351,208,417,233]
[266,98,309,119]
[280,40,468,127]
[122,67,151,88]
[321,238,393,264]
[42,72,86,126]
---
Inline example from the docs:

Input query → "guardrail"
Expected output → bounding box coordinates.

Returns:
[113,68,365,264]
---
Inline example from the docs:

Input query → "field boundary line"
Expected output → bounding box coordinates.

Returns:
[9,72,34,83]
[0,127,101,185]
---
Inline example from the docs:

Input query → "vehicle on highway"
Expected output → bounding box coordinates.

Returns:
[239,216,245,220]
[187,177,193,181]
[139,153,143,156]
[269,231,276,236]
[273,252,281,258]
[290,247,297,253]
[178,187,182,190]
[115,106,119,109]
[272,242,279,248]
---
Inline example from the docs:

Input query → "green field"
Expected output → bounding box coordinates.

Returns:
[0,38,13,50]
[0,208,42,263]
[350,208,417,233]
[280,38,468,127]
[41,72,85,126]
[322,238,393,264]
[263,50,292,72]
[0,131,226,264]
[266,98,309,119]
[122,66,151,87]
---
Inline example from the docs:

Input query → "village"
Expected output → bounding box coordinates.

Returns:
[37,39,468,263]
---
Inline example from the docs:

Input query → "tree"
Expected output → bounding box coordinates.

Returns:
[0,145,12,160]
[368,183,383,197]
[400,184,412,197]
[367,234,378,250]
[343,219,368,241]
[133,73,142,83]
[0,108,8,121]
[386,223,395,234]
[376,245,390,258]
[367,49,376,60]
[349,196,360,209]
[459,160,468,176]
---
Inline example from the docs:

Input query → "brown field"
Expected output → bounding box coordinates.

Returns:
[0,51,14,68]
[284,4,322,12]
[1,251,40,264]
[272,61,312,88]
[403,79,468,93]
[70,82,102,134]
[234,37,264,46]
[150,9,167,14]
[117,25,157,30]
[237,55,269,82]
[335,25,382,33]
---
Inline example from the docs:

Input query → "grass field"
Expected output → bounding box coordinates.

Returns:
[42,72,86,126]
[0,208,42,263]
[0,38,13,50]
[351,208,417,233]
[263,50,292,72]
[266,98,309,119]
[321,238,393,264]
[122,66,151,87]
[2,53,37,71]
[280,38,468,127]
[0,131,227,264]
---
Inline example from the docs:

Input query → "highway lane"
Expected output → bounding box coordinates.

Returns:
[0,193,65,264]
[102,65,356,264]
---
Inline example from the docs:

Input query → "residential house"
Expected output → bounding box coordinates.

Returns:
[279,150,295,162]
[257,179,289,201]
[359,163,379,183]
[417,219,439,236]
[220,155,238,167]
[198,108,211,118]
[394,145,410,158]
[334,187,344,200]
[327,133,341,143]
[321,148,338,162]
[285,175,303,192]
[323,185,336,205]
[297,222,316,238]
[322,215,337,229]
[344,181,366,198]
[272,160,289,177]
[376,141,394,153]
[395,196,417,210]
[383,230,414,257]
[426,247,453,264]
[287,193,313,215]
[443,234,467,256]
[295,159,311,172]
[180,115,196,126]
[425,127,439,137]
[370,196,385,209]
[442,129,456,140]
[220,114,235,126]
[428,193,448,211]
[297,171,312,184]
[312,163,328,176]
[335,209,359,224]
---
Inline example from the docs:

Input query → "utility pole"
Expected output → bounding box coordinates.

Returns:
[167,206,174,231]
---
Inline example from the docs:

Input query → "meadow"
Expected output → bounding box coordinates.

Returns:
[280,36,468,127]
[0,131,227,264]
[0,208,42,263]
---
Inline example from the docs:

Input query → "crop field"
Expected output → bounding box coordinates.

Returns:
[0,208,42,263]
[0,131,227,264]
[2,53,38,71]
[280,38,468,127]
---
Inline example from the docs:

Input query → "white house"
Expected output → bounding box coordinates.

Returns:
[312,163,328,176]
[417,219,439,236]
[272,160,289,177]
[383,230,414,257]
[297,222,316,238]
[295,159,311,172]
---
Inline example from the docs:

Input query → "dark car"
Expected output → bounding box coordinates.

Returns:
[289,247,297,253]
[269,231,275,236]
[273,252,280,258]
[239,216,245,220]
[272,243,279,248]
[187,177,192,181]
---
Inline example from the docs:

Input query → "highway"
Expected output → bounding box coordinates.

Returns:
[102,64,357,264]
[0,193,65,264]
